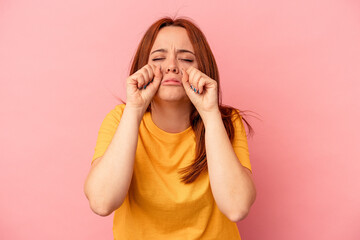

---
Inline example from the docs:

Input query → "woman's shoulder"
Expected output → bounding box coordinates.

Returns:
[113,103,126,114]
[220,105,242,122]
[101,103,126,124]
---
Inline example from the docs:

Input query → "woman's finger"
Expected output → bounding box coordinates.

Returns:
[152,65,162,87]
[188,68,197,89]
[198,77,206,94]
[181,68,192,93]
[127,74,138,86]
[192,72,202,93]
[148,64,157,82]
[137,74,145,89]
[144,65,153,82]
[142,67,151,86]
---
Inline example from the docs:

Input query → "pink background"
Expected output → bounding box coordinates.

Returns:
[1,0,359,239]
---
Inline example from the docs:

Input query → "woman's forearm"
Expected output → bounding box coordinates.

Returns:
[203,110,256,222]
[84,106,144,216]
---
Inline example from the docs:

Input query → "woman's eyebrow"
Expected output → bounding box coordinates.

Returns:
[150,48,195,55]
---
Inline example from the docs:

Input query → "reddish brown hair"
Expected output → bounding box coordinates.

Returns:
[127,17,254,183]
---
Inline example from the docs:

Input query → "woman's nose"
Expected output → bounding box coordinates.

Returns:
[166,66,179,74]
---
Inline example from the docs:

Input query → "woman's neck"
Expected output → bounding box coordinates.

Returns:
[150,100,193,133]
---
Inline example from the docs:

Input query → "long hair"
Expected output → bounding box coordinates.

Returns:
[128,17,254,184]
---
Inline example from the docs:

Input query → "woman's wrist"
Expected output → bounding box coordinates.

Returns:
[201,109,222,128]
[123,104,146,124]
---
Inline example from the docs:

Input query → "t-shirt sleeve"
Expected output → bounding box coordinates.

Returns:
[91,104,126,164]
[231,110,252,173]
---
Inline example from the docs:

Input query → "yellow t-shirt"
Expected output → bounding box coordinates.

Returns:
[92,104,252,240]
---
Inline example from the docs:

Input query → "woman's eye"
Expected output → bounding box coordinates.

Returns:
[181,59,193,62]
[152,58,193,62]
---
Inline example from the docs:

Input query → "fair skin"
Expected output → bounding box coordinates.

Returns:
[84,26,256,222]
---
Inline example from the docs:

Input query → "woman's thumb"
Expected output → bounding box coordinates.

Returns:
[181,68,191,92]
[152,65,162,88]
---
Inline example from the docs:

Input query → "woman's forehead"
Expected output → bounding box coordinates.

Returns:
[151,26,194,52]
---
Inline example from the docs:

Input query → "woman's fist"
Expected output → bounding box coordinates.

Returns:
[181,66,219,116]
[126,64,162,111]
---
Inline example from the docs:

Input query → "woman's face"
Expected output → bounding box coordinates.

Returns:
[148,26,198,103]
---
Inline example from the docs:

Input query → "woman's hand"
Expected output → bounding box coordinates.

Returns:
[181,66,219,118]
[126,64,162,112]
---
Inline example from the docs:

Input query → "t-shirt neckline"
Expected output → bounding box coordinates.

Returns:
[143,111,193,140]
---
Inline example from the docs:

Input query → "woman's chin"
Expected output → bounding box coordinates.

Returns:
[154,87,189,102]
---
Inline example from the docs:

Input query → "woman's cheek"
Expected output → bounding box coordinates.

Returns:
[180,62,195,70]
[153,62,161,67]
[186,61,198,70]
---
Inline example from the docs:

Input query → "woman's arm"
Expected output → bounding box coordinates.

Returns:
[203,110,257,222]
[84,64,161,216]
[84,106,144,216]
[179,66,256,222]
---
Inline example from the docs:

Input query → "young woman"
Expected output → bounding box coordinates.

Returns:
[84,17,256,239]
